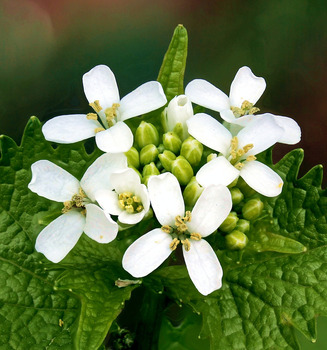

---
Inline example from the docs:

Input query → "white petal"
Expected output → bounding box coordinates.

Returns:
[80,153,128,201]
[237,115,283,156]
[35,211,85,263]
[220,109,237,123]
[82,65,120,110]
[28,160,80,202]
[110,168,141,194]
[188,185,232,237]
[165,95,194,140]
[187,113,232,155]
[95,122,133,153]
[185,79,230,112]
[84,204,118,243]
[229,66,266,107]
[119,81,167,121]
[42,115,102,144]
[118,210,146,225]
[240,161,283,197]
[95,189,122,216]
[122,228,173,277]
[272,114,301,145]
[148,173,184,226]
[183,240,223,296]
[196,156,239,187]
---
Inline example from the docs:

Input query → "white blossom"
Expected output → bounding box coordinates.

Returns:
[122,173,232,296]
[42,65,167,153]
[28,153,128,262]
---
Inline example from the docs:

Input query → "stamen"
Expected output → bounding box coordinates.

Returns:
[243,144,254,153]
[105,103,120,127]
[118,191,144,214]
[62,201,72,213]
[190,232,202,241]
[170,238,180,251]
[89,100,103,113]
[181,239,191,251]
[175,215,184,226]
[94,127,105,133]
[246,155,256,162]
[235,162,244,170]
[161,225,173,234]
[249,107,260,115]
[231,136,238,151]
[237,149,245,157]
[86,113,98,120]
[183,211,192,222]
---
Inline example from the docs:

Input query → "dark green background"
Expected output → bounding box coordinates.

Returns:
[1,0,327,348]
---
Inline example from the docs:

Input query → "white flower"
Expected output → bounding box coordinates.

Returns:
[163,95,194,140]
[187,113,284,197]
[95,168,150,225]
[42,65,167,153]
[185,66,301,145]
[122,173,232,296]
[28,153,128,263]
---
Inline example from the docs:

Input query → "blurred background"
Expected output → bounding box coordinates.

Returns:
[0,0,327,348]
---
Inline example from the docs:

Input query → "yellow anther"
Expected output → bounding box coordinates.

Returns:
[237,149,245,157]
[136,205,143,212]
[190,232,202,241]
[230,150,237,160]
[249,107,260,115]
[181,239,191,251]
[231,106,243,118]
[161,225,173,234]
[118,199,125,208]
[126,198,134,205]
[246,155,256,162]
[243,144,254,153]
[175,215,184,226]
[94,127,105,133]
[133,196,141,203]
[184,211,192,222]
[125,205,134,213]
[170,238,180,251]
[241,100,252,110]
[62,201,72,213]
[86,113,98,120]
[89,100,103,113]
[105,103,120,126]
[231,136,238,151]
[177,223,188,233]
[59,319,64,327]
[235,162,244,170]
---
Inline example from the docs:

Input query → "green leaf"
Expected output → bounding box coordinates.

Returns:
[157,24,188,102]
[0,118,139,349]
[152,149,327,350]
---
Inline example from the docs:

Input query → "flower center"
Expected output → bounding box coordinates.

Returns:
[104,103,120,127]
[118,192,144,214]
[62,188,87,214]
[88,101,120,132]
[231,100,260,118]
[161,211,202,252]
[228,136,256,170]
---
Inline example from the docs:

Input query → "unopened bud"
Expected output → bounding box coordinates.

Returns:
[158,150,176,172]
[171,156,194,186]
[230,187,244,205]
[236,177,256,197]
[226,230,248,250]
[142,162,160,177]
[180,137,203,166]
[242,198,264,220]
[235,219,250,233]
[219,212,239,233]
[125,147,140,169]
[163,132,182,154]
[183,177,204,207]
[140,144,159,165]
[207,153,217,162]
[135,121,159,148]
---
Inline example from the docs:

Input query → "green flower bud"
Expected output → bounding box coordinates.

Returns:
[226,230,248,250]
[125,147,140,169]
[219,211,239,233]
[171,156,194,186]
[235,219,250,233]
[163,132,182,154]
[173,123,184,141]
[135,121,159,148]
[236,177,256,197]
[180,137,203,166]
[158,150,176,172]
[142,162,160,177]
[157,143,165,153]
[207,153,217,162]
[183,177,204,207]
[242,198,264,220]
[140,144,159,165]
[230,187,244,205]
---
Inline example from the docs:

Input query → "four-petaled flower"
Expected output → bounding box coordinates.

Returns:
[122,173,232,296]
[187,113,284,197]
[95,168,150,225]
[42,65,167,153]
[28,153,128,262]
[185,66,301,145]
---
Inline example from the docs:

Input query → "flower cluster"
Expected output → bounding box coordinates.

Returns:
[29,65,301,295]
